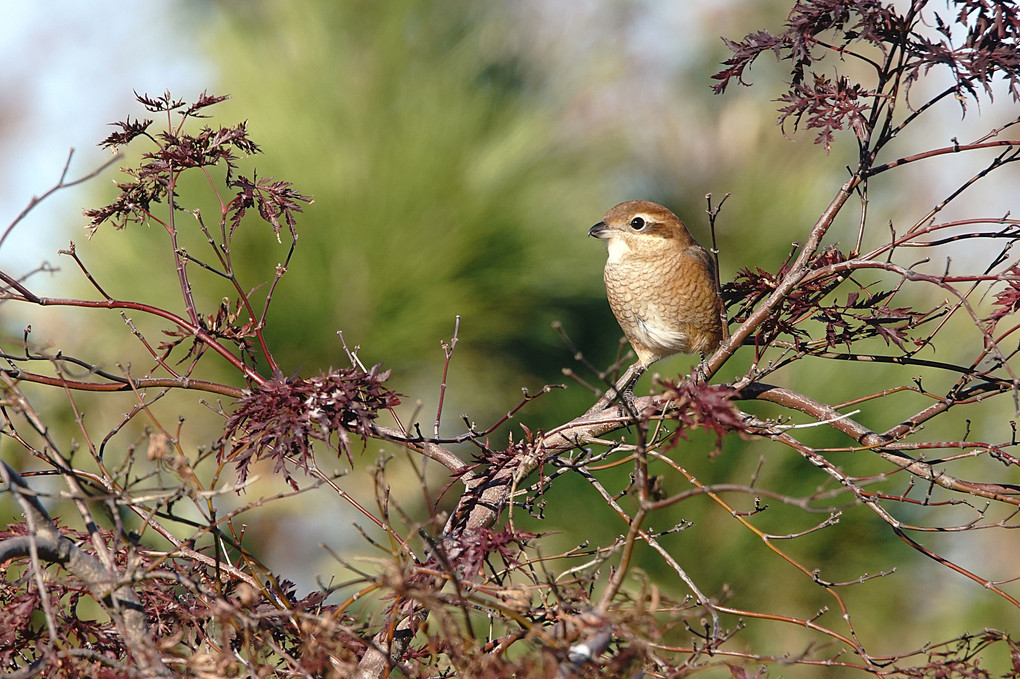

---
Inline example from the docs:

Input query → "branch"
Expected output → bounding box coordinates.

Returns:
[709,175,861,377]
[0,462,171,677]
[739,383,1020,504]
[0,290,264,387]
[0,149,122,252]
[866,139,1020,176]
[3,367,245,398]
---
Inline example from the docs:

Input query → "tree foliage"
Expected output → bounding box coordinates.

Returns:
[2,1,1020,677]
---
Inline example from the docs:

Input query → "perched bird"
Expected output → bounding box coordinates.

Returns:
[589,200,727,405]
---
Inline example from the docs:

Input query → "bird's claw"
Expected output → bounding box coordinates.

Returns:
[620,386,640,417]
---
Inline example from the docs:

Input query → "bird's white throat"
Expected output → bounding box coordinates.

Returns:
[605,236,632,264]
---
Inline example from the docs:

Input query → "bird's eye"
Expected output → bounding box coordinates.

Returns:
[629,217,646,230]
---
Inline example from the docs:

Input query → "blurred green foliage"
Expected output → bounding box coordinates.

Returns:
[184,0,859,429]
[200,1,625,419]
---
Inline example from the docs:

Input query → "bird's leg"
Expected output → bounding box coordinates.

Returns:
[587,362,646,415]
[618,365,644,413]
[619,379,641,416]
[693,353,709,383]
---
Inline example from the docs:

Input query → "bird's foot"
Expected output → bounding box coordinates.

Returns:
[693,356,711,384]
[585,363,646,416]
[620,386,641,417]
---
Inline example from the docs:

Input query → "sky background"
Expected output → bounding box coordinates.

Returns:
[0,3,208,264]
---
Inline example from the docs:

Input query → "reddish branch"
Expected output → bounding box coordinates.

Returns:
[0,462,171,677]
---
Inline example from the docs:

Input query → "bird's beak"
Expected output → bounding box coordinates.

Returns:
[588,221,609,239]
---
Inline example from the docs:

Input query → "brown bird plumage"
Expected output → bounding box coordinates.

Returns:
[589,200,727,376]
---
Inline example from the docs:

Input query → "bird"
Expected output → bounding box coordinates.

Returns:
[589,200,727,408]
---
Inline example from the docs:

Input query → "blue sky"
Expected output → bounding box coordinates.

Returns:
[0,3,209,267]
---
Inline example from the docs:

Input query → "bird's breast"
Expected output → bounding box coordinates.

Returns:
[602,248,723,359]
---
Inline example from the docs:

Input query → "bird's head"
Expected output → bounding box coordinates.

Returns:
[588,200,696,262]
